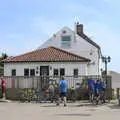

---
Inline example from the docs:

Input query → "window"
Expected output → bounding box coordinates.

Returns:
[30,69,35,76]
[60,68,65,76]
[24,69,29,76]
[11,69,16,76]
[74,69,78,77]
[53,69,58,76]
[61,36,71,48]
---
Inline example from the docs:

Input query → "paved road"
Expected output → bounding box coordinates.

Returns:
[0,102,120,120]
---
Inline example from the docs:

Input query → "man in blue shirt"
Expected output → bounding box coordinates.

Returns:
[95,79,106,104]
[56,76,68,107]
[95,79,102,94]
[88,79,95,102]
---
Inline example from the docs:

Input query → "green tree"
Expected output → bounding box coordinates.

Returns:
[1,53,8,60]
[0,52,8,75]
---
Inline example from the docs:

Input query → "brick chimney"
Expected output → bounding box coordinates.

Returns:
[76,22,84,35]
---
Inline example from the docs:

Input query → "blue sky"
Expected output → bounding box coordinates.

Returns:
[0,0,120,72]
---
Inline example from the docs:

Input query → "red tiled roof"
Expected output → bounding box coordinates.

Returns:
[3,46,90,63]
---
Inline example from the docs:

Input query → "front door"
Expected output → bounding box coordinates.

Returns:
[40,66,49,89]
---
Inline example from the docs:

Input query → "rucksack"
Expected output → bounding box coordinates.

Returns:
[60,81,65,88]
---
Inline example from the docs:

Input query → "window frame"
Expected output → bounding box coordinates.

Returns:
[73,68,78,78]
[11,69,16,76]
[53,69,59,76]
[60,68,65,76]
[30,69,35,76]
[61,35,71,48]
[24,68,29,76]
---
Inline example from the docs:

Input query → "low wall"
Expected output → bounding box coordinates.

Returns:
[0,88,89,101]
[0,88,21,100]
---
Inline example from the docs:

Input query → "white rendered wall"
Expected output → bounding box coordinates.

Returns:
[4,62,87,76]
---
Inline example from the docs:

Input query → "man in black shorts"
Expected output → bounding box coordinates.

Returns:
[56,77,68,107]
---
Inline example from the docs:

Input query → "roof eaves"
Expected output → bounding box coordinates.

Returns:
[3,59,90,63]
[78,33,100,49]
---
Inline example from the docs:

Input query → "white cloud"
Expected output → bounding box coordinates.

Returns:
[100,0,120,9]
[85,22,118,51]
[1,32,44,56]
[7,33,24,39]
[31,17,62,36]
[63,2,99,16]
[30,1,102,37]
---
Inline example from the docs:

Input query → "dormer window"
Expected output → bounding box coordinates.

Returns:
[62,30,66,34]
[61,35,71,48]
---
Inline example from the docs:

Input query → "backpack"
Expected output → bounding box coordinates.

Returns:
[60,81,65,88]
[59,80,67,92]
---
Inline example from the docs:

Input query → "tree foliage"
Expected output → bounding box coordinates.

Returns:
[0,52,8,75]
[1,53,8,60]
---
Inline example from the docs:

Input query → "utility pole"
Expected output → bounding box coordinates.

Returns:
[102,56,111,100]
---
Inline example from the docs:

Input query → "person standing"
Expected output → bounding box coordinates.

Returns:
[57,76,68,107]
[87,79,95,103]
[0,76,6,99]
[100,79,106,103]
[95,79,104,104]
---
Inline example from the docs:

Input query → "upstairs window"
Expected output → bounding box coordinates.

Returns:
[11,69,16,76]
[61,36,71,48]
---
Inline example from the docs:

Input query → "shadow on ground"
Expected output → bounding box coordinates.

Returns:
[56,113,91,117]
[85,108,96,111]
[108,104,120,109]
[41,103,97,108]
[41,102,106,108]
[75,103,97,107]
[41,104,57,107]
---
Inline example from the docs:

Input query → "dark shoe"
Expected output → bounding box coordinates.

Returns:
[96,100,99,105]
[102,100,106,103]
[56,103,60,106]
[64,104,67,107]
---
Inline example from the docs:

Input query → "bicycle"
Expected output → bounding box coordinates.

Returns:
[93,92,105,105]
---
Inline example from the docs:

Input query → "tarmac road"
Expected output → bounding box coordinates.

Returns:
[0,102,120,120]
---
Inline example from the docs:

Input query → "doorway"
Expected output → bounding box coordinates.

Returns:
[40,66,49,89]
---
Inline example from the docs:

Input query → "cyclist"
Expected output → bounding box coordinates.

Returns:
[100,80,106,103]
[95,79,104,104]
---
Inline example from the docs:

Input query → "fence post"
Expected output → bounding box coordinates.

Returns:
[117,88,120,105]
[12,78,15,88]
[17,77,19,89]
